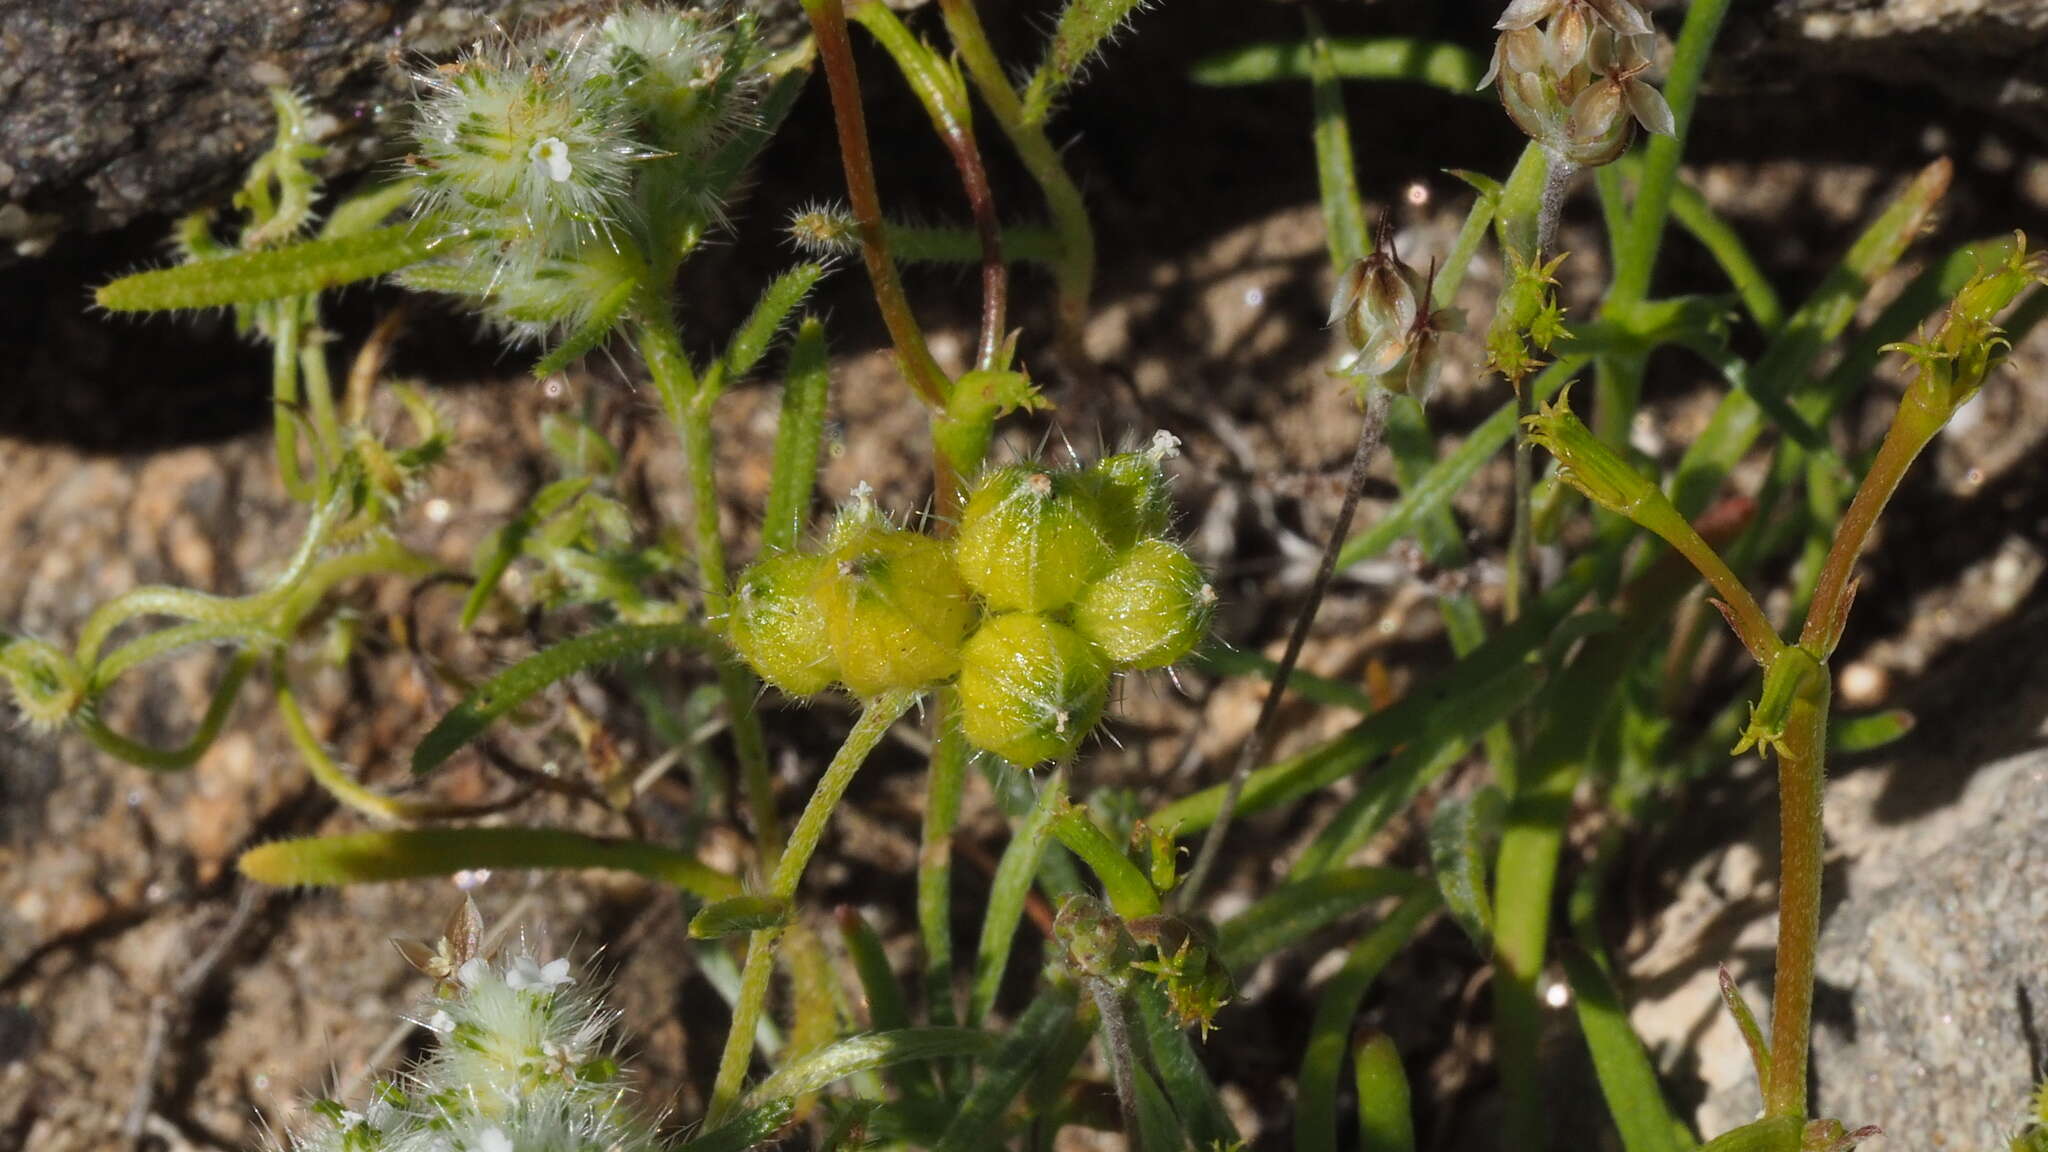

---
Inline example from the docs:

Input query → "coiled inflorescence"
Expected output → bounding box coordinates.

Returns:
[729,434,1213,766]
[399,7,761,346]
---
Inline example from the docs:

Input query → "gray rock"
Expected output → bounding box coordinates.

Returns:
[1728,0,2048,140]
[1809,750,2048,1149]
[0,0,812,244]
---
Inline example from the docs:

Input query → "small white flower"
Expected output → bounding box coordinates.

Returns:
[426,1009,456,1034]
[528,137,575,183]
[476,1127,515,1152]
[505,955,574,992]
[457,957,492,988]
[1147,429,1182,461]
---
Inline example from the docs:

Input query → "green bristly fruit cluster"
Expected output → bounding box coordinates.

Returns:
[730,439,1213,766]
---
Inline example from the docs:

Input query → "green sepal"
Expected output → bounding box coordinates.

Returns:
[1731,645,1826,760]
[934,367,1046,477]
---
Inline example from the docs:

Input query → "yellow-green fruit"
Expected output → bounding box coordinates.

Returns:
[1072,539,1213,669]
[1086,451,1172,550]
[818,525,975,696]
[958,613,1111,766]
[954,466,1117,612]
[730,552,839,696]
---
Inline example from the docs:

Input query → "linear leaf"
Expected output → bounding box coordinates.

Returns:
[238,827,741,899]
[1194,38,1484,94]
[1562,947,1689,1152]
[414,622,715,774]
[97,225,443,312]
[742,1029,994,1108]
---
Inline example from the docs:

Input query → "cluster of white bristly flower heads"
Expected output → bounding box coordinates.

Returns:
[731,435,1215,766]
[280,948,650,1152]
[398,5,761,343]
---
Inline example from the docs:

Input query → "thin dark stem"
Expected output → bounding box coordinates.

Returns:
[801,0,951,411]
[941,130,1007,371]
[1179,386,1392,909]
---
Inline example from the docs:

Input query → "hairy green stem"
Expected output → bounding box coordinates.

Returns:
[706,690,917,1124]
[919,696,970,1028]
[1762,670,1828,1119]
[636,307,782,860]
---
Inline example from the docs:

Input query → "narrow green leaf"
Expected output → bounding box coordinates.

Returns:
[1292,674,1531,878]
[1194,38,1484,95]
[1191,644,1377,714]
[761,318,832,554]
[97,225,443,312]
[1132,1061,1189,1152]
[1135,983,1239,1150]
[1051,807,1161,919]
[1562,947,1689,1152]
[1021,0,1149,124]
[1336,356,1582,569]
[741,1029,995,1108]
[1355,1032,1415,1152]
[691,895,794,939]
[1427,787,1503,952]
[1829,708,1914,753]
[1718,965,1772,1099]
[1306,11,1368,273]
[721,263,828,384]
[1217,867,1424,971]
[1295,894,1439,1152]
[1697,1118,1803,1152]
[970,768,1068,1026]
[836,907,915,1034]
[413,622,715,774]
[1156,562,1592,835]
[531,276,638,379]
[1670,160,1951,517]
[1663,174,1784,333]
[318,181,419,240]
[238,826,742,899]
[936,985,1081,1152]
[674,1099,796,1152]
[1607,0,1734,308]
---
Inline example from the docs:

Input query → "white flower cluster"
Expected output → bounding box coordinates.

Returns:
[278,949,656,1152]
[399,5,763,345]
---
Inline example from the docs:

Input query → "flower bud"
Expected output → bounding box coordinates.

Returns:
[1072,539,1214,670]
[1520,386,1663,517]
[819,520,975,696]
[730,551,839,697]
[1084,430,1180,550]
[954,466,1118,613]
[958,613,1111,766]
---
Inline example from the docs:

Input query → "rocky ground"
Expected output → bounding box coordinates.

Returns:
[5,2,2048,1151]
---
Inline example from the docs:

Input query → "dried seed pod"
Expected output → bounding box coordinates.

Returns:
[730,551,839,696]
[1072,539,1214,670]
[818,522,975,696]
[954,465,1118,613]
[958,613,1111,766]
